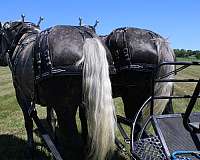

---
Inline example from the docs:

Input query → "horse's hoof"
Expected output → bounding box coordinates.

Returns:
[24,144,36,160]
[24,148,34,160]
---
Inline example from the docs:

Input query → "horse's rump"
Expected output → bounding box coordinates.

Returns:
[105,27,175,118]
[34,26,97,77]
[106,27,174,88]
[105,28,158,96]
[106,27,161,69]
[14,25,98,105]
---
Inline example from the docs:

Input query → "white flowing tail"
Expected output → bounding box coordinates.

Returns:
[153,38,175,115]
[77,38,116,160]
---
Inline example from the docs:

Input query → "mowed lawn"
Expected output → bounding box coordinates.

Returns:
[0,67,53,159]
[0,59,199,159]
[173,63,200,112]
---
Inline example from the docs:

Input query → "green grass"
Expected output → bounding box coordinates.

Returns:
[0,62,200,159]
[173,60,200,113]
[176,57,200,62]
[0,67,52,160]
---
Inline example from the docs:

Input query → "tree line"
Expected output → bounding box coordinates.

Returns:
[174,49,200,59]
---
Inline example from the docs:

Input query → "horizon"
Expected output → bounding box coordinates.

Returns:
[0,0,199,50]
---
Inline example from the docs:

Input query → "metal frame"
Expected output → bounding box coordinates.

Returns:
[116,61,200,159]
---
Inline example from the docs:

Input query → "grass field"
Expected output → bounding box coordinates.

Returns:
[0,67,54,160]
[173,62,200,113]
[0,58,199,159]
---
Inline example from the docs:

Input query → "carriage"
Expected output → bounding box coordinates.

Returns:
[116,61,200,160]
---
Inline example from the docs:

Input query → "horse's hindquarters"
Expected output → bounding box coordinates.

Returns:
[111,69,153,95]
[37,75,82,106]
[112,69,154,118]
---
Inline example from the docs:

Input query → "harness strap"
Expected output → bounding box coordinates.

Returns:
[108,27,132,71]
[122,28,131,67]
[33,26,94,82]
[34,28,52,80]
[31,28,52,105]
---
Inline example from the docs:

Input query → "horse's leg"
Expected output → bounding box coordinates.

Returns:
[122,90,142,119]
[15,89,34,157]
[121,88,149,139]
[46,105,56,137]
[53,103,83,159]
[46,106,52,127]
[79,104,88,145]
[53,105,78,138]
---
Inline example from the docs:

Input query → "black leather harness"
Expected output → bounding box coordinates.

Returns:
[107,27,156,73]
[33,26,96,83]
[33,28,52,81]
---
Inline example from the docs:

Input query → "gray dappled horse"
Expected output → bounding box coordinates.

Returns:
[0,20,116,160]
[103,27,175,120]
[47,26,175,144]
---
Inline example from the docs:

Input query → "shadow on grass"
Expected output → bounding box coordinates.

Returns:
[34,119,130,160]
[0,119,129,160]
[0,134,128,160]
[34,118,85,160]
[34,119,129,160]
[0,134,52,160]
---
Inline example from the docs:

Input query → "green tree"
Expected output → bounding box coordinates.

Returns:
[196,52,200,59]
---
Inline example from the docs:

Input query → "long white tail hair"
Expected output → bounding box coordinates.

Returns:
[153,38,175,115]
[77,38,116,160]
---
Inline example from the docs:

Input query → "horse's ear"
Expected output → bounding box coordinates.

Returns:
[37,16,44,27]
[93,19,99,29]
[79,17,83,26]
[21,14,25,23]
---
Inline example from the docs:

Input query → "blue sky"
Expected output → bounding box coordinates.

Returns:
[0,0,199,50]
